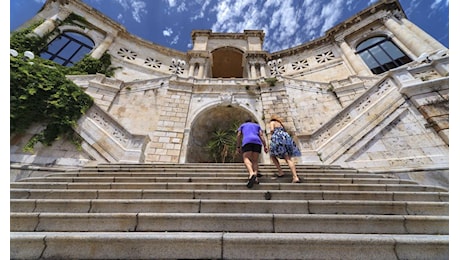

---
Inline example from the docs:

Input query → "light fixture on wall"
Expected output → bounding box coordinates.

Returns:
[171,58,186,74]
[267,58,282,76]
[11,49,35,64]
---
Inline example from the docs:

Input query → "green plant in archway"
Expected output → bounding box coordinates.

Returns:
[206,122,240,163]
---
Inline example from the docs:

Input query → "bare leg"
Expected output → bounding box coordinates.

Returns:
[284,154,300,182]
[243,151,256,177]
[250,152,260,183]
[271,155,284,177]
[243,151,259,188]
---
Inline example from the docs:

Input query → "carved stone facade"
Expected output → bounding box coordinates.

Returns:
[11,0,448,186]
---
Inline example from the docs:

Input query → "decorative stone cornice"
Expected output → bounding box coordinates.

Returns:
[187,50,210,59]
[245,51,269,62]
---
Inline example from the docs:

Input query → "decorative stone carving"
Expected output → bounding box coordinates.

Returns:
[315,51,336,63]
[117,48,137,61]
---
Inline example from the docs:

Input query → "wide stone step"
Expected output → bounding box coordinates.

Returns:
[11,232,448,260]
[85,163,347,170]
[10,181,447,192]
[16,176,417,185]
[11,212,448,234]
[72,166,366,175]
[76,166,364,174]
[10,163,449,259]
[10,188,448,202]
[45,171,390,179]
[10,199,448,215]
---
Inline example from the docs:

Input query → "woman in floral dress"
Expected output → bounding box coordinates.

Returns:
[268,115,301,183]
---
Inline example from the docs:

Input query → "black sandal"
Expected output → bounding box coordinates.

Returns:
[292,178,301,183]
[247,174,257,188]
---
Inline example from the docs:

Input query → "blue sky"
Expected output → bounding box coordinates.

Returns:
[10,0,449,53]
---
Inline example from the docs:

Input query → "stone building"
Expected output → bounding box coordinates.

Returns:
[11,0,449,186]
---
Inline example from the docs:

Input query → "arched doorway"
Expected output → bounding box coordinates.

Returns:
[186,105,256,163]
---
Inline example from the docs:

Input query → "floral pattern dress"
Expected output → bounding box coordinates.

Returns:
[269,127,301,159]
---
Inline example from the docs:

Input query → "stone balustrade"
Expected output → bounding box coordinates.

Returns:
[75,104,150,163]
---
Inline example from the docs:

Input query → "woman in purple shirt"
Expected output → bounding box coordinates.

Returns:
[236,119,268,188]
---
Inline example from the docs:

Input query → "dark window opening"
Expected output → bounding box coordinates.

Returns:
[40,32,94,66]
[356,36,411,74]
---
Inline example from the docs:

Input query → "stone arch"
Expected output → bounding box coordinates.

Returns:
[211,46,245,78]
[186,104,259,163]
[350,31,392,50]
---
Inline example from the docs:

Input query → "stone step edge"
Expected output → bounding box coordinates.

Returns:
[16,177,416,185]
[30,173,392,179]
[10,232,449,260]
[10,182,448,192]
[10,188,448,202]
[10,199,449,215]
[11,212,449,234]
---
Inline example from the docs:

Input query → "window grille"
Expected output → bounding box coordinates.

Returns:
[40,32,94,66]
[356,36,411,74]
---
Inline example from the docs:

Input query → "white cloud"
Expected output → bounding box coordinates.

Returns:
[167,0,176,7]
[114,0,147,23]
[190,0,212,21]
[430,0,443,10]
[117,13,124,22]
[163,27,173,37]
[177,2,187,12]
[170,35,180,45]
[130,0,147,23]
[115,0,129,10]
[319,0,344,34]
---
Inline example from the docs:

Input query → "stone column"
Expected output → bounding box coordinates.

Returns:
[260,63,267,78]
[338,40,370,76]
[400,18,445,51]
[188,63,196,77]
[383,15,431,57]
[91,34,115,59]
[32,8,71,37]
[197,63,204,78]
[250,63,257,79]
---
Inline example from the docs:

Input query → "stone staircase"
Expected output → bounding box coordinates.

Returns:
[10,163,449,259]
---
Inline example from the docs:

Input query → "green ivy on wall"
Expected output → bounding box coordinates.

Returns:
[10,18,117,152]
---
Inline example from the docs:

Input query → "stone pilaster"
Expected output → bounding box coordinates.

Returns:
[187,51,210,79]
[382,15,432,57]
[337,39,370,76]
[400,18,445,51]
[32,7,71,37]
[246,52,268,79]
[91,33,116,59]
[144,85,191,163]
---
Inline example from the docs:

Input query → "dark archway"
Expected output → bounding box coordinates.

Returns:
[186,105,255,163]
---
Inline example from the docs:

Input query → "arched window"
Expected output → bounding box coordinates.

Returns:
[40,32,94,66]
[356,36,411,74]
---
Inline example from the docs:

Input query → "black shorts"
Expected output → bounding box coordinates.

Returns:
[242,143,262,153]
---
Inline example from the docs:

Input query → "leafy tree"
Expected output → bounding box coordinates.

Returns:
[206,122,241,163]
